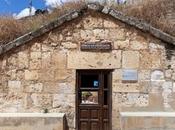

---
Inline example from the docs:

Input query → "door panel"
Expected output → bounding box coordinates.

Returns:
[80,121,88,130]
[77,70,111,130]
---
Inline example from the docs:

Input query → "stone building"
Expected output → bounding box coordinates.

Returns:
[0,3,175,130]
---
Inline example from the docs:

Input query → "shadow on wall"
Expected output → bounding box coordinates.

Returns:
[64,116,69,130]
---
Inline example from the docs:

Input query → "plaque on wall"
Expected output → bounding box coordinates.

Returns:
[81,42,112,51]
[122,69,138,83]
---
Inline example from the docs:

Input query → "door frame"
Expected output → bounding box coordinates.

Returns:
[76,69,112,130]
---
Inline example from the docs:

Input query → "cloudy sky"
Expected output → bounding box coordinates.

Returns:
[0,0,125,18]
[0,0,70,18]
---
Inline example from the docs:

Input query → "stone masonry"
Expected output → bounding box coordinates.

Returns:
[0,4,175,130]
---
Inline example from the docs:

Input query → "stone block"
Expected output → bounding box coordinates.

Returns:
[150,81,164,93]
[30,42,41,52]
[113,82,149,93]
[54,69,73,81]
[117,93,149,107]
[42,82,57,94]
[40,69,55,81]
[67,51,121,69]
[51,51,67,69]
[138,70,150,80]
[151,51,162,69]
[8,80,21,91]
[104,19,119,28]
[80,30,94,41]
[18,51,29,69]
[61,42,77,49]
[122,51,139,69]
[83,16,103,29]
[139,50,152,69]
[151,70,164,81]
[130,40,148,50]
[42,52,52,69]
[113,40,129,50]
[25,70,39,80]
[53,94,75,108]
[31,94,52,108]
[26,83,43,93]
[29,59,41,70]
[149,93,164,108]
[108,28,126,40]
[30,52,41,59]
[93,29,109,39]
[112,69,122,82]
[56,83,75,94]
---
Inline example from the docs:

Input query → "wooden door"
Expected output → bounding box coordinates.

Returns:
[76,70,112,130]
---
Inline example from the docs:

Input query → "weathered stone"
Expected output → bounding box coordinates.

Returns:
[53,94,75,108]
[150,81,164,93]
[40,69,55,81]
[151,51,163,69]
[30,42,41,52]
[165,69,173,79]
[130,40,148,50]
[26,83,43,93]
[54,69,73,81]
[8,80,21,91]
[113,82,149,93]
[151,70,164,81]
[83,16,103,29]
[24,70,39,80]
[31,94,52,108]
[18,51,29,69]
[138,70,150,80]
[51,51,67,69]
[113,40,129,49]
[108,28,126,40]
[29,59,41,70]
[61,42,77,49]
[122,51,139,68]
[30,52,41,59]
[67,51,121,69]
[104,19,118,28]
[80,30,94,41]
[41,52,51,69]
[117,93,149,107]
[93,29,109,39]
[139,50,152,69]
[112,69,122,82]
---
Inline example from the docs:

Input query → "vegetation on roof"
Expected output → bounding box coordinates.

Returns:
[0,0,174,45]
[115,0,175,37]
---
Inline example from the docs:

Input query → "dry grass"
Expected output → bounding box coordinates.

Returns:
[0,0,174,45]
[115,0,175,36]
[0,0,85,45]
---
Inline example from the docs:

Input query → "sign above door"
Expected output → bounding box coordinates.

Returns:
[81,42,112,52]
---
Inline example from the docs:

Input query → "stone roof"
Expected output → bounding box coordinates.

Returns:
[0,3,175,55]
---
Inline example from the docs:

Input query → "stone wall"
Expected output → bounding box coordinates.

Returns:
[0,11,175,130]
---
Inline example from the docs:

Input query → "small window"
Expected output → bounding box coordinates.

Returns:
[81,91,98,104]
[81,74,99,88]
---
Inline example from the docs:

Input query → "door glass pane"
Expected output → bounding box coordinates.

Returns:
[81,91,98,104]
[104,91,108,105]
[104,74,108,89]
[81,74,99,88]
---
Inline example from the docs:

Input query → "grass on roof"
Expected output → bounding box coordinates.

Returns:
[0,0,174,45]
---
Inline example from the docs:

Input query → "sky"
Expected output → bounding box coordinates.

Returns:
[0,0,68,18]
[0,0,45,14]
[0,0,125,18]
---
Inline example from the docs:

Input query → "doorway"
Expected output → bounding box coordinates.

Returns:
[76,70,112,130]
